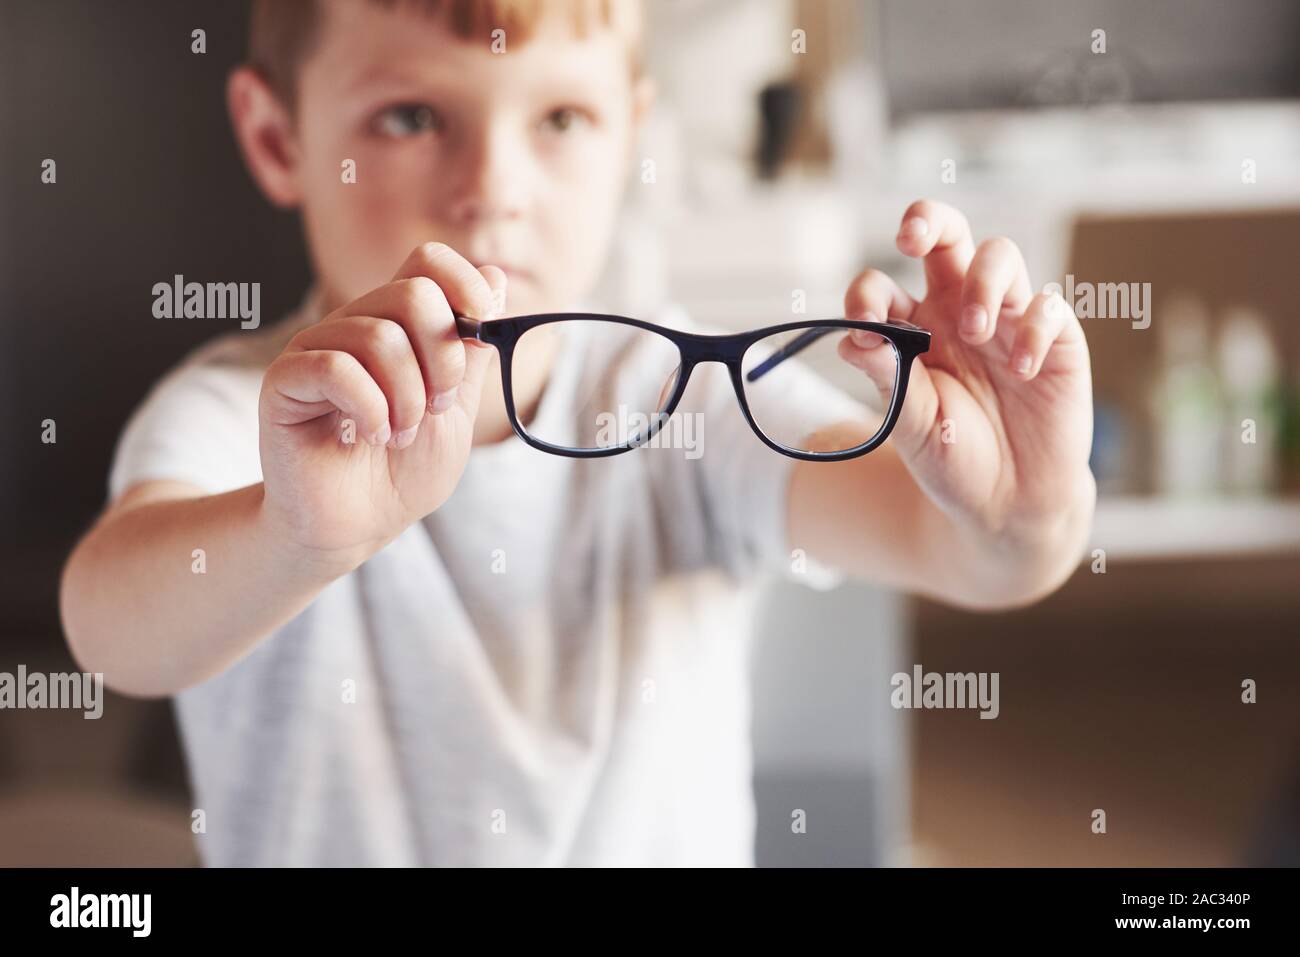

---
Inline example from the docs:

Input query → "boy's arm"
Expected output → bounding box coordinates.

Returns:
[788,443,1094,611]
[60,479,363,698]
[785,199,1096,610]
[62,244,506,699]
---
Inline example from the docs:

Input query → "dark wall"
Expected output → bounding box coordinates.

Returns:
[2,1,310,635]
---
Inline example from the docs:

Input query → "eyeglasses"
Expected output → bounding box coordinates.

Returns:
[455,312,931,462]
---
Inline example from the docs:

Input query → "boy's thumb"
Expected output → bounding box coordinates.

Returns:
[884,357,942,462]
[477,264,508,321]
[454,265,508,414]
[459,338,495,400]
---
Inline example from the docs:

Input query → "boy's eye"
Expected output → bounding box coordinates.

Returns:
[373,104,443,138]
[542,107,588,134]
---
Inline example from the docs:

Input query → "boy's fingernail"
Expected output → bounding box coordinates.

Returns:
[392,425,419,449]
[372,422,392,446]
[429,387,458,414]
[899,217,929,241]
[1013,352,1033,377]
[960,304,987,337]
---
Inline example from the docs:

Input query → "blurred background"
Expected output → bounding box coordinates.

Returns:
[3,0,1300,866]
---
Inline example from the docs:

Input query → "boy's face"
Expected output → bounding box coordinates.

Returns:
[264,1,649,316]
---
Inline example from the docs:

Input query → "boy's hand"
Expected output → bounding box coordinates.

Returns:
[839,200,1094,546]
[258,242,504,563]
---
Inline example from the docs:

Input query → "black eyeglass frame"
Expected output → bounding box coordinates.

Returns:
[455,312,932,462]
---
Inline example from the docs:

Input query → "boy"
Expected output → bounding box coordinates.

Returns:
[60,0,1095,866]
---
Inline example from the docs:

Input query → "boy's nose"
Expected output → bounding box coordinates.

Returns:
[445,130,527,225]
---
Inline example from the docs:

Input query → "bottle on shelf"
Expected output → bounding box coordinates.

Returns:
[1217,305,1282,496]
[1150,292,1221,497]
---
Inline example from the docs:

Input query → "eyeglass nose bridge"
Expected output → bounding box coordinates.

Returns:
[690,347,736,365]
[656,344,746,413]
[673,329,747,368]
[654,332,744,413]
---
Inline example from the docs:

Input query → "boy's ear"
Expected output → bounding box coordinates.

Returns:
[227,66,302,209]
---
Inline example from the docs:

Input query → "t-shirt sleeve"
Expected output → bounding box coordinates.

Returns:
[107,360,264,504]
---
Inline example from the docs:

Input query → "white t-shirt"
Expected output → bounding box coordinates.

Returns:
[108,289,867,866]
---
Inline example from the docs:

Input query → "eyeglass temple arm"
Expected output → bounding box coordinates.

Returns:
[744,326,835,383]
[745,318,929,383]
